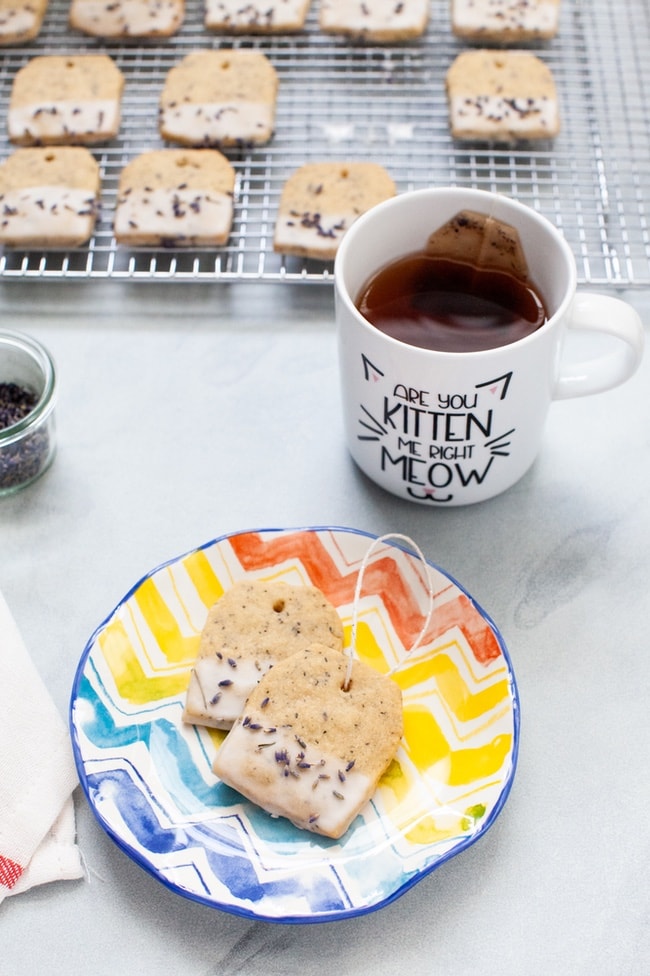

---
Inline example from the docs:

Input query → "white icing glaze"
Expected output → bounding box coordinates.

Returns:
[214,718,372,837]
[160,102,274,145]
[274,210,352,254]
[0,186,96,245]
[70,0,183,37]
[320,0,428,33]
[205,0,308,29]
[450,94,558,138]
[8,101,120,143]
[114,186,232,244]
[453,0,559,35]
[0,9,38,37]
[184,652,270,728]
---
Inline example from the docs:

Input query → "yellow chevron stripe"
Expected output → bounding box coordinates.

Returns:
[380,761,456,844]
[395,650,509,721]
[181,548,225,610]
[343,619,393,672]
[399,636,507,685]
[403,802,487,845]
[99,617,193,705]
[97,553,220,706]
[132,577,201,666]
[403,705,512,786]
[206,726,227,750]
[380,757,411,802]
[380,761,484,846]
[404,816,459,845]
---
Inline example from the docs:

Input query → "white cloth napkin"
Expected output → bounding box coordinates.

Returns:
[0,589,83,903]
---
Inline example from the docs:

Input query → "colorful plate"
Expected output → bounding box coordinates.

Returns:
[69,526,519,923]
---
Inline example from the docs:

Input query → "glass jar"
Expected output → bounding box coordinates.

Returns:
[0,331,57,495]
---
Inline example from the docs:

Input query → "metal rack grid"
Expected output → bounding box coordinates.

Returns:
[0,0,648,285]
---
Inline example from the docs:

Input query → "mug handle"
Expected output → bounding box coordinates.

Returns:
[554,293,645,400]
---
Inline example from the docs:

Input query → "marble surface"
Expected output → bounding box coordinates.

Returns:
[1,280,648,975]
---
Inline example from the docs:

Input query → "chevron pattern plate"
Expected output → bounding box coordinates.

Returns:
[70,526,519,922]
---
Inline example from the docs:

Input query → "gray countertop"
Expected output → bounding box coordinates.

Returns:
[1,280,648,975]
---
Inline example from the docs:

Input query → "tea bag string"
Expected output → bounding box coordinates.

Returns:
[343,533,436,692]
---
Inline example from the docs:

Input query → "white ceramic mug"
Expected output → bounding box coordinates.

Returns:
[334,187,645,506]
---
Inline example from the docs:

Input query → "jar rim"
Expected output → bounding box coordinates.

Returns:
[0,330,56,444]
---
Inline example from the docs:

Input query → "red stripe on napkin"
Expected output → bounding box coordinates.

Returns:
[0,854,24,889]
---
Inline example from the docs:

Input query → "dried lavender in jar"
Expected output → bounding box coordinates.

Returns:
[0,382,37,427]
[0,381,50,491]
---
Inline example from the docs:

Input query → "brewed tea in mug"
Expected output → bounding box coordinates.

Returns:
[335,187,644,505]
[355,254,548,354]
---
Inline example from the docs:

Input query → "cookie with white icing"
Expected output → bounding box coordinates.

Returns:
[274,161,396,260]
[205,0,311,32]
[114,149,236,247]
[159,49,279,148]
[446,49,560,141]
[319,0,429,42]
[183,580,344,730]
[69,0,184,38]
[0,0,48,44]
[8,55,125,147]
[0,146,100,248]
[213,643,403,839]
[451,0,561,44]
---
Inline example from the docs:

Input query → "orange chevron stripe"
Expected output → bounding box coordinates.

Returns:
[231,532,425,638]
[230,529,349,600]
[403,705,512,786]
[429,594,501,665]
[231,531,502,665]
[99,530,504,707]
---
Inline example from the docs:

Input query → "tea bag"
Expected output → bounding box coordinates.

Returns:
[425,209,530,280]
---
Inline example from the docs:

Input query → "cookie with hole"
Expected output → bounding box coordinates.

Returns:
[183,579,344,730]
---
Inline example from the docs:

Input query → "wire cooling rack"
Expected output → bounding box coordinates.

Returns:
[0,0,648,284]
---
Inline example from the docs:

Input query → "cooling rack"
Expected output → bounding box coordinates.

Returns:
[0,0,648,285]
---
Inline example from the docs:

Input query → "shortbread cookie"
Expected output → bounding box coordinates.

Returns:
[8,55,124,147]
[0,147,100,248]
[446,49,560,141]
[205,0,311,32]
[0,0,48,44]
[451,0,560,43]
[69,0,184,38]
[274,161,396,260]
[319,0,429,41]
[114,149,236,247]
[159,50,278,148]
[183,580,344,730]
[213,643,403,839]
